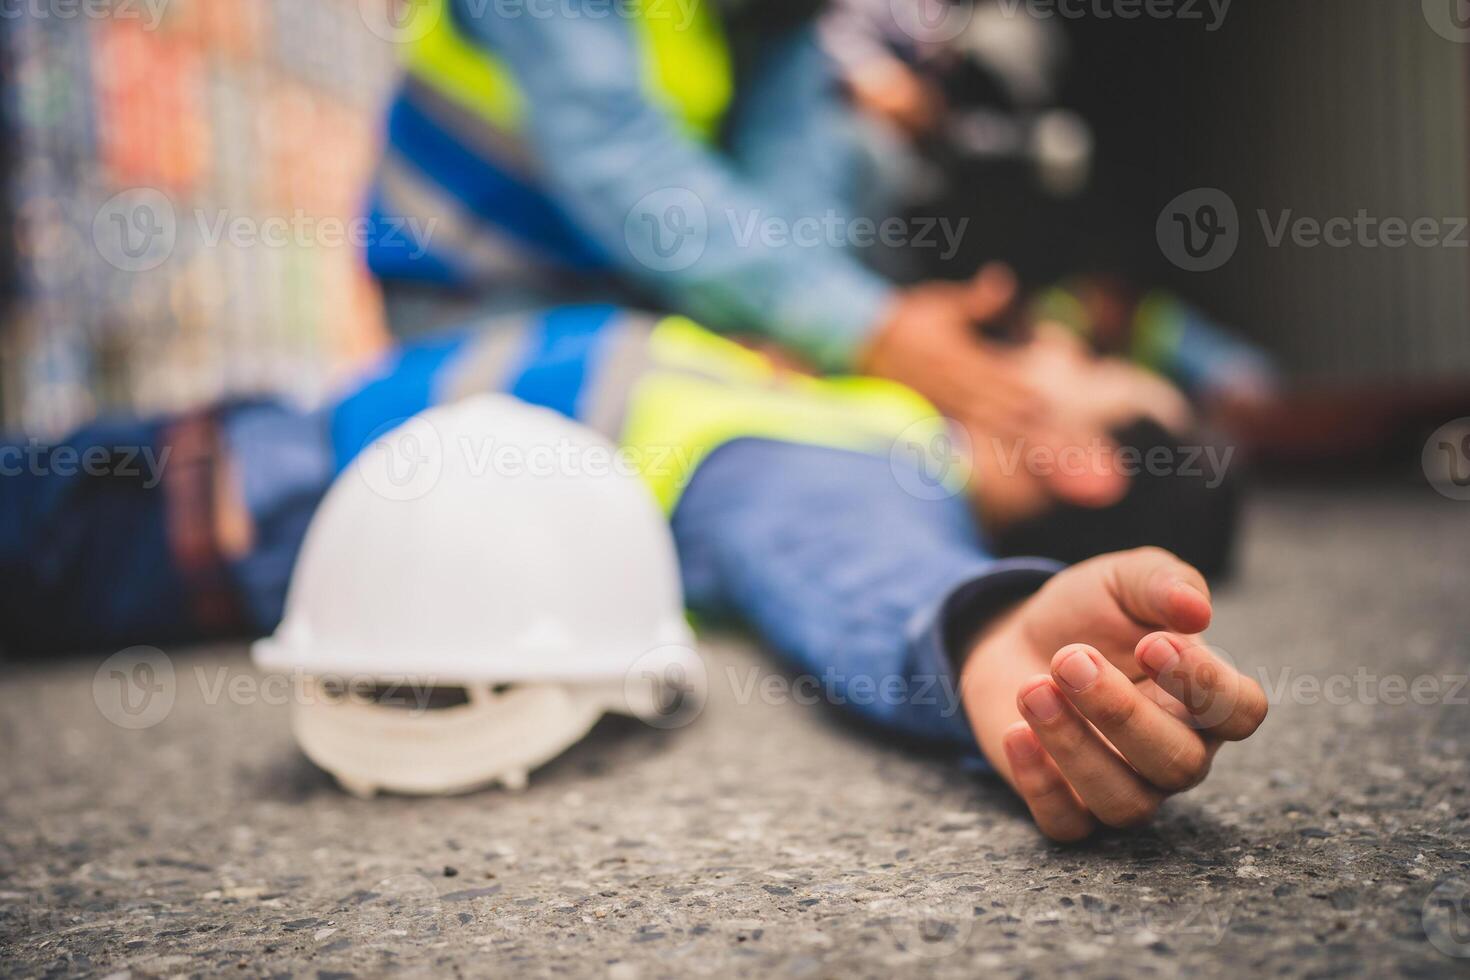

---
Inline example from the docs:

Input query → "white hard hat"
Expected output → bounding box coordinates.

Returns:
[253,395,703,797]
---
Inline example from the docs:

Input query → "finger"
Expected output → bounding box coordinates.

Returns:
[1051,644,1212,792]
[965,263,1019,324]
[1134,373,1195,434]
[1136,633,1268,741]
[926,348,1033,404]
[1106,547,1213,634]
[945,351,1043,411]
[942,377,1044,440]
[1137,674,1205,724]
[1092,360,1194,435]
[1017,676,1164,829]
[957,404,1037,445]
[944,374,1042,424]
[1030,320,1090,356]
[1001,722,1096,842]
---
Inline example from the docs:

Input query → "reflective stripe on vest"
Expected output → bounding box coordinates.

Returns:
[435,310,960,515]
[620,317,960,513]
[402,0,735,143]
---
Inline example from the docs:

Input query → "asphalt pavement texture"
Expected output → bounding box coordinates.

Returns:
[2,483,1469,978]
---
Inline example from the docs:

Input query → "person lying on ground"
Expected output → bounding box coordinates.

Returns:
[0,306,1263,840]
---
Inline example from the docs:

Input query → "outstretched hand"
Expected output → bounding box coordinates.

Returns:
[960,548,1268,841]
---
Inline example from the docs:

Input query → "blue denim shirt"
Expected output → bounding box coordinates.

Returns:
[447,2,893,371]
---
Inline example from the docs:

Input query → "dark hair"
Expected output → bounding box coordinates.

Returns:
[990,420,1242,579]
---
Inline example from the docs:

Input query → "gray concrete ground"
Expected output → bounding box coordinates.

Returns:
[2,484,1469,978]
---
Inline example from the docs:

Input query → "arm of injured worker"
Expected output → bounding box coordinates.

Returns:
[670,438,1061,756]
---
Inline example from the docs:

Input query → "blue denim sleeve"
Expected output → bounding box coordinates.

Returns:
[723,26,866,227]
[671,438,1062,760]
[452,1,893,371]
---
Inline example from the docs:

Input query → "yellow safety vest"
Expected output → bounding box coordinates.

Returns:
[622,317,964,512]
[441,311,965,514]
[402,0,735,143]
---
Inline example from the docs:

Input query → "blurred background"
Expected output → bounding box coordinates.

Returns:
[0,0,396,434]
[0,0,1466,459]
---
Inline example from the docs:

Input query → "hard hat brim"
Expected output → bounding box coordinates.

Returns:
[288,680,616,797]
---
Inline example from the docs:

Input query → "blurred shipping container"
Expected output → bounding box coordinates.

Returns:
[0,0,400,433]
